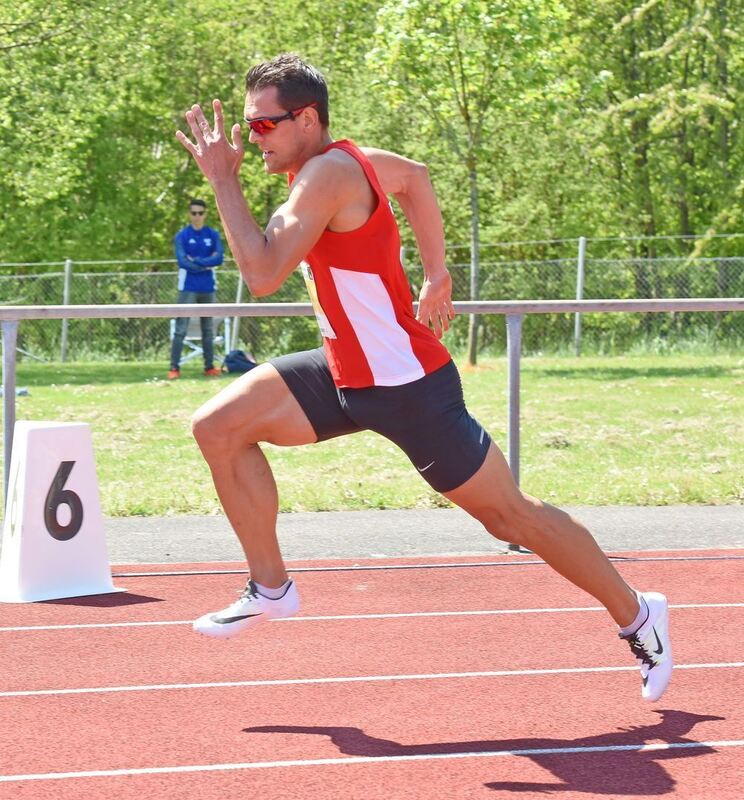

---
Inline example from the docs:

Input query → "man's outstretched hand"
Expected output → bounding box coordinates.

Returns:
[176,99,244,184]
[416,271,456,339]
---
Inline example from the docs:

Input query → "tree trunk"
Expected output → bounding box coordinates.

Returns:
[466,161,480,366]
[716,0,731,181]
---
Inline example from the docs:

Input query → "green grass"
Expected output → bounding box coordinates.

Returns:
[3,353,743,516]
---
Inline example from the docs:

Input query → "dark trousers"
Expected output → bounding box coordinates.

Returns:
[170,290,216,369]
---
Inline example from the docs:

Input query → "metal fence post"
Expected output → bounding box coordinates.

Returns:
[506,313,523,552]
[60,258,73,362]
[574,236,586,356]
[3,321,18,503]
[506,314,523,486]
[231,272,244,351]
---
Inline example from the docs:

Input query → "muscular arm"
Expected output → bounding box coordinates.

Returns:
[362,147,455,337]
[175,100,352,297]
[213,156,355,296]
[362,148,447,280]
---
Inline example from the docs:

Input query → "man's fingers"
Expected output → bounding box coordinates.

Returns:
[175,130,198,157]
[418,302,443,339]
[192,104,215,149]
[185,109,206,150]
[213,98,225,137]
[431,311,443,339]
[429,305,453,339]
[192,103,212,136]
[231,122,244,154]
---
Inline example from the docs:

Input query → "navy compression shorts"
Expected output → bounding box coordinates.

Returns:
[269,347,491,493]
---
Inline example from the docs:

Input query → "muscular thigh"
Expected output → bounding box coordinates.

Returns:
[193,363,317,447]
[340,360,491,493]
[444,442,525,513]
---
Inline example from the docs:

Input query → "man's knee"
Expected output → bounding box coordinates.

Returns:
[190,385,271,458]
[479,499,542,546]
[191,407,220,453]
[190,406,251,459]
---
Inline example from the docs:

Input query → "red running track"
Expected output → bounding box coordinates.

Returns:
[0,550,742,799]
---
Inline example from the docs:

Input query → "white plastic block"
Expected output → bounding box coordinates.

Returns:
[0,421,123,602]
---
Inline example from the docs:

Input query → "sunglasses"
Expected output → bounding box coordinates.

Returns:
[190,210,205,216]
[244,102,318,135]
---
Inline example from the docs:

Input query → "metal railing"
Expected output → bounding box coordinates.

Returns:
[2,298,743,504]
[2,247,743,360]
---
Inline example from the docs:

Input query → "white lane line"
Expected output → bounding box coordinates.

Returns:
[2,662,743,699]
[1,620,189,632]
[1,602,742,633]
[1,740,743,783]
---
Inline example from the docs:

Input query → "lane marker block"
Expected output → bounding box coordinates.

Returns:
[0,421,123,603]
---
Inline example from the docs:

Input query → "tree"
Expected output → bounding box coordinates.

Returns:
[565,0,742,246]
[368,0,565,363]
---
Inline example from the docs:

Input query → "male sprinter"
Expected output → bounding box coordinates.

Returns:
[176,54,672,701]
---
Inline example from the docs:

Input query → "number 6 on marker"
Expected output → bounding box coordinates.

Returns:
[45,461,84,541]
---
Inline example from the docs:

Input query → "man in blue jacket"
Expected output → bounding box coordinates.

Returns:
[168,198,225,378]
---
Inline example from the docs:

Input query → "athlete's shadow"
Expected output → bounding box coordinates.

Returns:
[245,710,724,796]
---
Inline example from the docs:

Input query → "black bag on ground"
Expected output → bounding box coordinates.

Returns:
[222,349,258,374]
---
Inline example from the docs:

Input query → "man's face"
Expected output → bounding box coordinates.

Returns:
[189,205,206,229]
[244,86,307,175]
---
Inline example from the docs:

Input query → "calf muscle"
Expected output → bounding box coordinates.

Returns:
[446,445,639,627]
[191,364,316,587]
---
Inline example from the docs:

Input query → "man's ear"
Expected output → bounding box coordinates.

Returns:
[301,106,320,132]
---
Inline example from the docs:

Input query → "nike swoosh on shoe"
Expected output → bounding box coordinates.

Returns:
[652,629,664,655]
[210,613,263,624]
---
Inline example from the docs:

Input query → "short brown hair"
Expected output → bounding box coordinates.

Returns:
[245,53,329,126]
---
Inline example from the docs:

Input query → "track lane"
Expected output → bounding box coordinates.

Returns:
[2,552,741,628]
[2,751,742,800]
[2,552,741,799]
[0,606,740,693]
[1,670,741,783]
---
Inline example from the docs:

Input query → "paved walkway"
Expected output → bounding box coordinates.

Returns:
[105,506,744,564]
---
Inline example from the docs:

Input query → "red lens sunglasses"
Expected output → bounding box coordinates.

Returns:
[244,102,318,135]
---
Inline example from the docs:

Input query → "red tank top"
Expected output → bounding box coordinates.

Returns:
[292,140,451,388]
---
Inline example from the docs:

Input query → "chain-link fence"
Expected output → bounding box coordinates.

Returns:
[438,243,744,353]
[0,261,320,362]
[1,235,742,362]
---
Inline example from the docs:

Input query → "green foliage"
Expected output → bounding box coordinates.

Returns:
[0,0,741,296]
[565,0,743,243]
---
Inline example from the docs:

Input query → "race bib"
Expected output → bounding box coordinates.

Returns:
[301,261,336,339]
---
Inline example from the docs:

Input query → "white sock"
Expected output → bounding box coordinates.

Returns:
[254,579,292,600]
[620,592,649,637]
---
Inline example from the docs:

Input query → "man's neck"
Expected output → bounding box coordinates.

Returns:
[288,130,335,175]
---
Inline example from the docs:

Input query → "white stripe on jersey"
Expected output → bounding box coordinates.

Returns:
[330,267,426,386]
